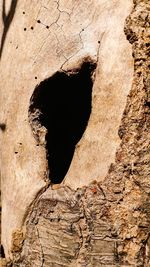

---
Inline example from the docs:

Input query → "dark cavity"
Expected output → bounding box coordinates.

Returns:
[29,60,96,184]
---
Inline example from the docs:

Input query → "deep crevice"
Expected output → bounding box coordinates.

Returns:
[29,59,96,184]
[0,245,5,258]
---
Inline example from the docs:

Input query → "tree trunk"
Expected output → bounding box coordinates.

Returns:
[0,0,149,266]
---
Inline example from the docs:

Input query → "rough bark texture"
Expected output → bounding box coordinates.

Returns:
[0,0,150,266]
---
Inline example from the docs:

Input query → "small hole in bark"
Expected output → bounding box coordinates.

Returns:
[23,11,25,14]
[145,100,150,107]
[24,28,27,31]
[46,25,49,29]
[35,76,37,80]
[0,123,6,131]
[37,20,41,23]
[0,245,5,258]
[29,59,96,184]
[31,26,34,30]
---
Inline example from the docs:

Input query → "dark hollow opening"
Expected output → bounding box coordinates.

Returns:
[29,60,96,184]
[0,245,5,258]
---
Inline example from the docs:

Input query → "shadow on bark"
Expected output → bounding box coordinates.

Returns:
[0,0,18,59]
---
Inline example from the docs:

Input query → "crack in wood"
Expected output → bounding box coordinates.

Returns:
[36,226,45,267]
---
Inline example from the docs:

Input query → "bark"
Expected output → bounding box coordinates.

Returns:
[0,0,149,266]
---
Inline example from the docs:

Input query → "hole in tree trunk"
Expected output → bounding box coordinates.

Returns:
[29,59,96,184]
[0,245,5,258]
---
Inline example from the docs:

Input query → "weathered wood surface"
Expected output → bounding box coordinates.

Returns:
[0,0,150,266]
